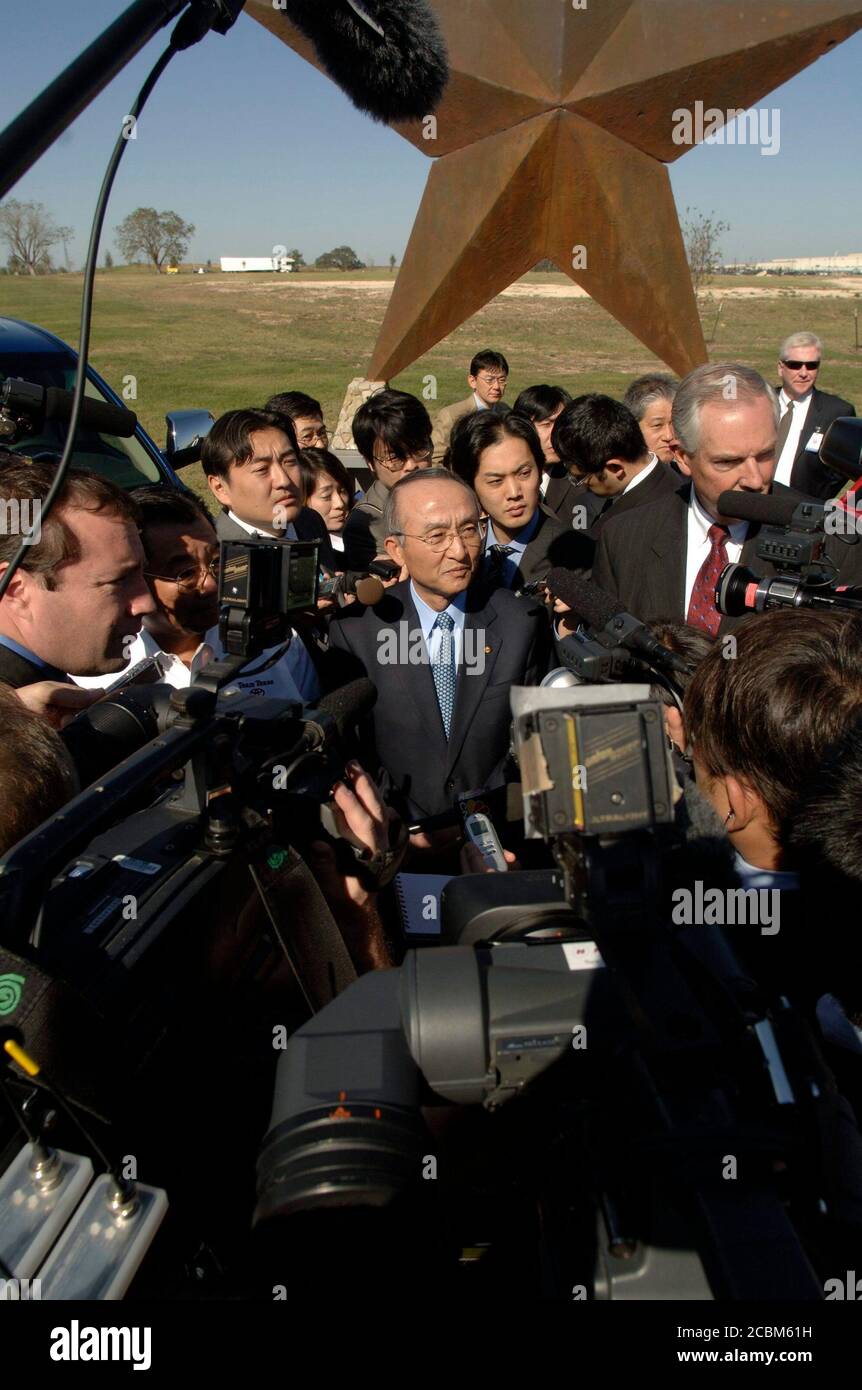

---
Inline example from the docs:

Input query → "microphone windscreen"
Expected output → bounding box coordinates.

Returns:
[820,418,862,482]
[43,386,138,438]
[354,575,384,606]
[717,489,798,527]
[277,0,448,123]
[317,677,377,737]
[546,568,620,631]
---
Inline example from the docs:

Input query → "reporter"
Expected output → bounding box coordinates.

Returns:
[0,461,154,685]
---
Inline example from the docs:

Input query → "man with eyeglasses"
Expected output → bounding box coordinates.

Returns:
[343,388,435,569]
[264,390,330,451]
[328,469,550,827]
[75,488,319,703]
[773,331,856,499]
[430,349,512,464]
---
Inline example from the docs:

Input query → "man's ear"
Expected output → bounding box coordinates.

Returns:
[0,561,34,613]
[467,373,478,394]
[664,704,686,751]
[207,473,229,508]
[605,458,627,482]
[672,445,693,478]
[383,535,406,569]
[725,773,765,831]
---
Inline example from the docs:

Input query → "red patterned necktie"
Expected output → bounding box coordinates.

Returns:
[687,523,729,637]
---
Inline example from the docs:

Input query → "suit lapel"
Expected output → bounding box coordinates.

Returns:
[444,591,500,776]
[383,588,448,748]
[647,484,689,615]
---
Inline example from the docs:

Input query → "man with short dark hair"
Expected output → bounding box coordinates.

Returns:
[264,390,329,450]
[203,408,335,569]
[430,349,511,464]
[0,684,78,854]
[0,461,155,686]
[510,383,590,525]
[328,469,549,823]
[773,331,856,499]
[343,389,434,568]
[552,394,678,536]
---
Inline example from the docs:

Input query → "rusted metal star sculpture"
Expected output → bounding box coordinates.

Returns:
[250,0,862,380]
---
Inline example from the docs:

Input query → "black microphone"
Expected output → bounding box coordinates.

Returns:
[275,0,449,122]
[716,489,799,528]
[314,677,377,741]
[546,568,690,676]
[0,378,138,437]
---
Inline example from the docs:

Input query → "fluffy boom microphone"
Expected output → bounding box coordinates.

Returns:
[276,0,449,122]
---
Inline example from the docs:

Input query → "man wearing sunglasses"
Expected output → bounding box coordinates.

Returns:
[774,331,856,499]
[430,348,512,464]
[74,488,319,703]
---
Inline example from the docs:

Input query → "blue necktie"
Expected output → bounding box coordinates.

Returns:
[430,611,456,738]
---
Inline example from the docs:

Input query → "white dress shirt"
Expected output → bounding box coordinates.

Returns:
[774,389,813,487]
[409,581,468,671]
[621,454,658,495]
[684,490,749,616]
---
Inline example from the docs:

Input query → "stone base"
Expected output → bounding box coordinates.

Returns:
[331,377,387,451]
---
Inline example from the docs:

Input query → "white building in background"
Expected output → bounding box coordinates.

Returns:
[219,254,295,273]
[723,252,862,274]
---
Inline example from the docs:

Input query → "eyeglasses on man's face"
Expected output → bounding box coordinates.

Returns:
[374,446,434,473]
[476,373,508,386]
[395,519,487,552]
[146,555,221,592]
[296,424,329,445]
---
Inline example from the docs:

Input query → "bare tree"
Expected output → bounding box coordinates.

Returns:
[682,207,729,298]
[115,207,195,273]
[389,253,397,273]
[0,199,72,276]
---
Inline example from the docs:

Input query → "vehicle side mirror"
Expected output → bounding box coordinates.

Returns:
[165,409,214,468]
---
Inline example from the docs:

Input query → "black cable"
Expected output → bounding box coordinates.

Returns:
[0,42,176,603]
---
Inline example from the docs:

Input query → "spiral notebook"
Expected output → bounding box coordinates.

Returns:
[393,872,453,936]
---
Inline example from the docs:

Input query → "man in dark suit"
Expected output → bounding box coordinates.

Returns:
[448,408,592,590]
[430,348,511,464]
[590,363,862,638]
[203,406,336,568]
[773,331,856,500]
[327,470,550,824]
[552,394,680,541]
[0,457,155,688]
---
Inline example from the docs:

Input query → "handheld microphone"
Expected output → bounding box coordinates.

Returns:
[313,677,377,742]
[272,0,449,123]
[546,569,690,675]
[318,570,385,606]
[0,378,138,439]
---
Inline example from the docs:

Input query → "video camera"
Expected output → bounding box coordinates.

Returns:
[253,682,857,1301]
[0,532,382,1290]
[717,417,862,617]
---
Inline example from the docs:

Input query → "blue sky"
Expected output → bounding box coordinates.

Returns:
[2,1,861,269]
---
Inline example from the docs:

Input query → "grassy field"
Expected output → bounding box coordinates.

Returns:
[2,264,860,500]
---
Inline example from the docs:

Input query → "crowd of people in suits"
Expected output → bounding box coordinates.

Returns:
[1,328,862,1113]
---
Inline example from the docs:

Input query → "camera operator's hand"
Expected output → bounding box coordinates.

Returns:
[551,595,578,638]
[325,762,399,882]
[459,842,520,875]
[16,681,105,729]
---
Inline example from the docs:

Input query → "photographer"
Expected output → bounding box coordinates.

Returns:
[0,460,155,686]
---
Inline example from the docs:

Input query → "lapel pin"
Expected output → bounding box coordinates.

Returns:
[484,645,492,654]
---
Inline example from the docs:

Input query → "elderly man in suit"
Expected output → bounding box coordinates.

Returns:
[590,362,862,639]
[430,348,511,464]
[773,331,856,500]
[327,469,550,825]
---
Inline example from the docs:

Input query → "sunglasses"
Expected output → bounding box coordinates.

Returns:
[782,359,820,371]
